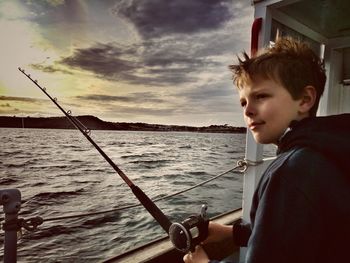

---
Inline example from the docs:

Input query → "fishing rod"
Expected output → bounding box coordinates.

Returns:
[18,67,209,253]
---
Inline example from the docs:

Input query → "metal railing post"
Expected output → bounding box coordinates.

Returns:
[1,189,21,263]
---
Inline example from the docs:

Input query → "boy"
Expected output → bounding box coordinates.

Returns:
[183,37,350,263]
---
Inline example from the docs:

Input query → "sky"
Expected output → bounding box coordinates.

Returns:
[0,0,253,127]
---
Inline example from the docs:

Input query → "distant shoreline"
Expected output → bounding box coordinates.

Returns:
[0,115,246,134]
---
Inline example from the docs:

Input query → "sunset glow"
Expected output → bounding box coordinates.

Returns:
[0,0,253,126]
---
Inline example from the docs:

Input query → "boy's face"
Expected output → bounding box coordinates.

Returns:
[238,78,304,144]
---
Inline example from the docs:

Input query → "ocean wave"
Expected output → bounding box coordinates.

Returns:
[0,150,24,156]
[108,141,129,147]
[28,190,85,206]
[33,190,84,199]
[60,144,82,149]
[128,159,172,169]
[81,213,120,228]
[120,152,159,159]
[0,178,17,185]
[187,171,210,176]
[22,224,76,240]
[179,145,192,149]
[29,164,71,170]
[69,159,85,163]
[4,163,27,168]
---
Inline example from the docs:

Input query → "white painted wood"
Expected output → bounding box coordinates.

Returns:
[270,9,328,43]
[253,0,301,8]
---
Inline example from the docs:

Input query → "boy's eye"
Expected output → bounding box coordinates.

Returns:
[256,94,269,100]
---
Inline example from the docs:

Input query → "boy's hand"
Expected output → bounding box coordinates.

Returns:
[183,221,234,262]
[202,221,233,244]
[183,245,209,263]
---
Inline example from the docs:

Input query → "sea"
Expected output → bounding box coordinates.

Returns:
[0,128,275,262]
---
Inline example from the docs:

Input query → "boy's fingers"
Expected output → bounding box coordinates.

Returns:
[195,245,202,252]
[183,252,192,263]
[183,246,207,262]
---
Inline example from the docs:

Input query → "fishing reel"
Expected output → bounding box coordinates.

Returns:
[169,204,209,253]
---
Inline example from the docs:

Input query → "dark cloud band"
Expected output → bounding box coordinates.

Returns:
[113,0,233,39]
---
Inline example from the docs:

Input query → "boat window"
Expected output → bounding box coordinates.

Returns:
[270,19,322,58]
[278,0,350,39]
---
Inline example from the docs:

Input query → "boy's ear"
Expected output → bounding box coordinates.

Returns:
[299,85,317,114]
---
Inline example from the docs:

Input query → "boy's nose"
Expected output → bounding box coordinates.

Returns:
[244,102,256,117]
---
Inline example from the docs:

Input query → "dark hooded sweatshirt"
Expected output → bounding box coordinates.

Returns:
[226,114,350,263]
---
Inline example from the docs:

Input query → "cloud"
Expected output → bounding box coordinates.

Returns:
[45,0,65,7]
[74,94,178,121]
[54,1,253,90]
[179,85,232,103]
[75,92,166,104]
[0,96,45,103]
[172,80,237,113]
[104,104,176,117]
[19,0,86,24]
[0,96,55,116]
[61,42,135,77]
[30,64,73,75]
[113,0,234,39]
[28,0,252,91]
[58,40,217,86]
[0,103,11,107]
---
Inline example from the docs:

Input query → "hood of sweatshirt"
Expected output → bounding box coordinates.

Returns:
[277,114,350,174]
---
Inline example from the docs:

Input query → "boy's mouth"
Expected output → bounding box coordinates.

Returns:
[248,121,265,130]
